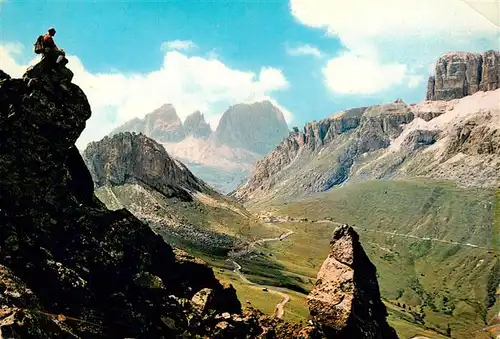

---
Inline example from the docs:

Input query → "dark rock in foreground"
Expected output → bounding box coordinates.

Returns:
[0,65,240,338]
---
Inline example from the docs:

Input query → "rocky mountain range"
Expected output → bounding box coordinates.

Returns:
[109,100,290,193]
[111,103,186,142]
[234,51,500,207]
[0,62,397,338]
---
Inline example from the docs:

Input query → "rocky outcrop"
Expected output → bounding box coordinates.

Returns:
[426,51,500,101]
[184,111,212,139]
[0,66,241,338]
[214,100,290,155]
[308,225,398,339]
[111,104,186,142]
[0,69,11,81]
[0,64,400,338]
[83,132,211,200]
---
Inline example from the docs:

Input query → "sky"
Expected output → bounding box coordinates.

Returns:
[1,0,499,149]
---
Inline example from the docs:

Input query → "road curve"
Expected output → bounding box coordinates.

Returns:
[228,259,290,319]
[229,230,294,258]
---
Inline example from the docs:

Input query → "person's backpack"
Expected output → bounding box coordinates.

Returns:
[33,35,45,54]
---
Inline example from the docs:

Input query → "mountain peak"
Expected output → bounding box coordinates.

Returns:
[214,101,290,155]
[110,104,186,142]
[83,131,210,199]
[183,110,212,139]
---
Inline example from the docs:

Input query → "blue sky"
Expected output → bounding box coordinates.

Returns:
[1,0,499,148]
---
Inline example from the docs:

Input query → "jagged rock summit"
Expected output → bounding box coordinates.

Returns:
[183,110,212,139]
[109,100,290,194]
[111,104,186,142]
[83,131,211,200]
[308,225,398,339]
[426,50,500,101]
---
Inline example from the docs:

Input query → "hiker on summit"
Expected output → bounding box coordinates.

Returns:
[34,27,68,67]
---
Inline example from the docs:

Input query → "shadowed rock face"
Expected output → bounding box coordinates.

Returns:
[0,65,242,338]
[83,131,212,200]
[426,51,500,101]
[308,225,398,339]
[0,63,398,338]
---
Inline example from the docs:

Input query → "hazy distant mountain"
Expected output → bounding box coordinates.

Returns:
[214,100,290,155]
[111,104,185,142]
[109,100,290,193]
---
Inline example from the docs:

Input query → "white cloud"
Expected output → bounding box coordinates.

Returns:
[290,0,500,95]
[258,67,290,92]
[323,53,407,94]
[1,43,290,149]
[407,75,425,89]
[0,42,28,76]
[286,44,322,58]
[161,40,197,52]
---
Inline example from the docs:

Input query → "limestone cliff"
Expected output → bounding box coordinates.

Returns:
[83,132,211,199]
[233,90,500,206]
[233,101,414,203]
[82,132,251,255]
[426,50,500,101]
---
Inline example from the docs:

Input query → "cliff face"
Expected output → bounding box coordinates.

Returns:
[233,101,414,203]
[0,62,398,338]
[426,50,500,101]
[214,100,290,155]
[233,89,500,206]
[83,132,211,199]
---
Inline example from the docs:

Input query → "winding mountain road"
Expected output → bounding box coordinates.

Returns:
[226,229,294,319]
[228,259,290,319]
[229,230,294,258]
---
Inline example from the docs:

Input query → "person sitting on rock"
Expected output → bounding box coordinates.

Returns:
[39,27,68,67]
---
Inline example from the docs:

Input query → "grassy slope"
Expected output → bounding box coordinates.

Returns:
[95,184,282,254]
[243,180,499,338]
